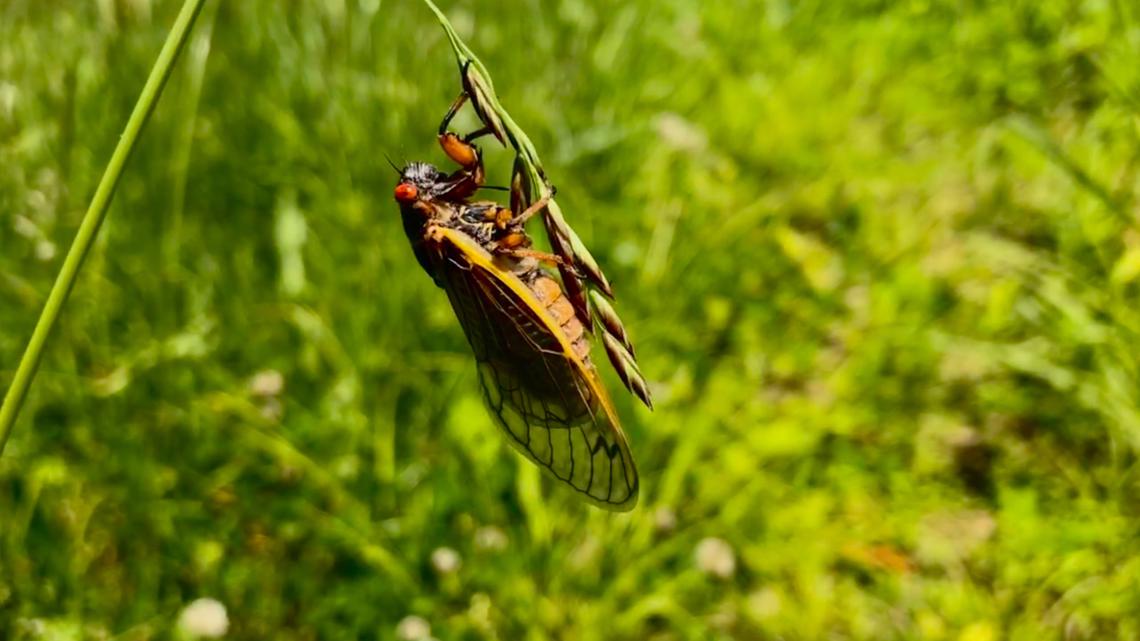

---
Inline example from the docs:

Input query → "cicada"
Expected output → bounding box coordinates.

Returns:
[393,71,651,510]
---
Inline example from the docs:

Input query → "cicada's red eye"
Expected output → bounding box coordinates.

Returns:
[394,183,418,203]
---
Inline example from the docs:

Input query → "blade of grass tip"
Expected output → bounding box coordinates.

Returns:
[0,0,209,458]
[418,0,609,298]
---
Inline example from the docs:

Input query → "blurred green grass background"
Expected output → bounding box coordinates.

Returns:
[4,0,1140,639]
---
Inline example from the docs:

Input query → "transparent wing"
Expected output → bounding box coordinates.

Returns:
[428,226,639,511]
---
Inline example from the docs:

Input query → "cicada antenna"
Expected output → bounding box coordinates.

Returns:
[383,153,402,175]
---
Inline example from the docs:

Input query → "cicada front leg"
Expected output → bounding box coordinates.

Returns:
[455,60,508,146]
[435,88,499,201]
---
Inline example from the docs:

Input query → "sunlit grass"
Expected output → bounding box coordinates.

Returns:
[2,1,1140,640]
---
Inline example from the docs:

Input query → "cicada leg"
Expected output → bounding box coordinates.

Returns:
[506,157,556,225]
[494,231,583,277]
[512,189,553,226]
[479,206,514,230]
[509,156,531,220]
[473,160,553,233]
[438,92,498,153]
[437,90,493,201]
[504,247,579,271]
[436,137,484,201]
[457,60,508,145]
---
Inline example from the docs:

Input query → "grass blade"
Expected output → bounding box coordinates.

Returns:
[0,0,209,457]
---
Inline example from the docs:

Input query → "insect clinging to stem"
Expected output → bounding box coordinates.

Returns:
[392,61,651,510]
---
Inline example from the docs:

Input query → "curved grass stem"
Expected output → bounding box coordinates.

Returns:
[0,0,209,457]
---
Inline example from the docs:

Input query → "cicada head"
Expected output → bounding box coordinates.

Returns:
[394,161,456,280]
[394,161,448,206]
[395,161,459,236]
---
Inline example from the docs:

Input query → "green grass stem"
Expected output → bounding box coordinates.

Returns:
[0,0,209,457]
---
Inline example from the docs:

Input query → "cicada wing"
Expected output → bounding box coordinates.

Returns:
[475,362,638,511]
[428,227,639,511]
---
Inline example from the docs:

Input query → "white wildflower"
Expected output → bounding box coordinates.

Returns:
[695,537,736,579]
[178,598,229,638]
[653,506,677,533]
[395,615,431,641]
[431,547,461,574]
[474,526,508,552]
[249,369,284,397]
